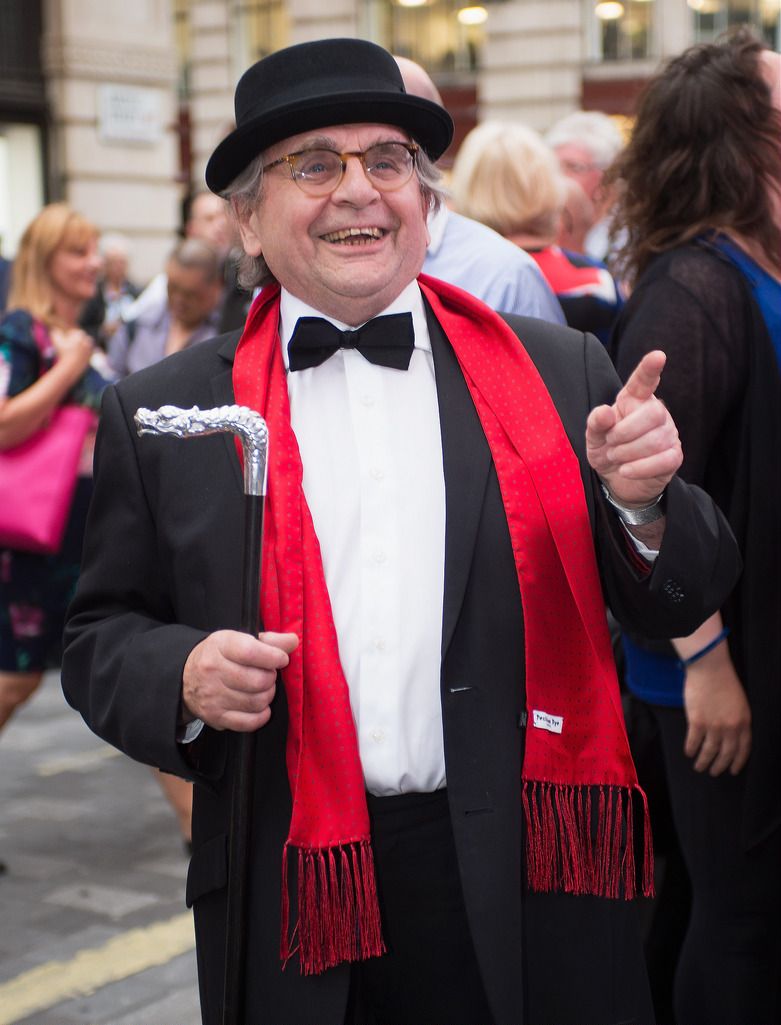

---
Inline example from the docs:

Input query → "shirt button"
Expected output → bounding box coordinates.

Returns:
[369,466,384,481]
[370,729,385,743]
[373,549,387,564]
[361,393,375,407]
[372,637,386,651]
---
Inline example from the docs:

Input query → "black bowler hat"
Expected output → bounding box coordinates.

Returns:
[205,38,454,194]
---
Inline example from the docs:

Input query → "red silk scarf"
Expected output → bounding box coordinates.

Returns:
[232,274,652,976]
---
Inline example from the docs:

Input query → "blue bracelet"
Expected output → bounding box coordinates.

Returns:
[678,626,731,668]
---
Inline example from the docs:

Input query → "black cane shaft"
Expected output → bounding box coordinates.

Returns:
[240,496,264,636]
[222,494,264,1025]
[222,733,256,1025]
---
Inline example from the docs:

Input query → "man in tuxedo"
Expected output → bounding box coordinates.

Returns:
[62,38,739,1025]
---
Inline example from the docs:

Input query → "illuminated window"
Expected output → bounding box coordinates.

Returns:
[362,0,487,73]
[690,0,780,48]
[231,0,289,70]
[587,0,657,61]
[0,124,45,257]
[172,0,191,97]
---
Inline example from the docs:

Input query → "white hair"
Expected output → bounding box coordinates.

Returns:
[100,232,131,258]
[545,111,624,170]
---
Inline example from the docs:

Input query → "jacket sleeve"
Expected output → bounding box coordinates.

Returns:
[61,383,222,785]
[581,330,742,639]
[502,313,741,640]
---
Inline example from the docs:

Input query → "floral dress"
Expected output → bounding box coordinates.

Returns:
[0,310,108,672]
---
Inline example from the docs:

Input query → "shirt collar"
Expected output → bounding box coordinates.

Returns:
[279,281,431,371]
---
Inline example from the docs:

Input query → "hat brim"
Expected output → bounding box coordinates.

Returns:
[205,91,453,194]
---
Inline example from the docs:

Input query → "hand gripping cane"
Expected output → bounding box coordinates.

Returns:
[134,404,268,1025]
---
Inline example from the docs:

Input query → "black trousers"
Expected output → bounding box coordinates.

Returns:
[346,789,495,1025]
[650,704,781,1025]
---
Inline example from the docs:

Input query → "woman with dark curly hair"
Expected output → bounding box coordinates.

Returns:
[608,28,781,1025]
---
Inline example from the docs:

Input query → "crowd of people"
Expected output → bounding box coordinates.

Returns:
[0,23,779,1025]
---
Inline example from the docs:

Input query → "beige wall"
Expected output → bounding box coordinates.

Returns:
[480,0,584,131]
[187,0,234,192]
[42,0,181,285]
[287,0,358,43]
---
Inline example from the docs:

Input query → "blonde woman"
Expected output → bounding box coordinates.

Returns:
[451,121,623,345]
[0,204,106,741]
[0,205,195,861]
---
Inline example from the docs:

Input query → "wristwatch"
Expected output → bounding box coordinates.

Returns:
[599,482,666,526]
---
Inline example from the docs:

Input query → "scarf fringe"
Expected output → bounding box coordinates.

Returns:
[523,781,654,899]
[280,840,385,975]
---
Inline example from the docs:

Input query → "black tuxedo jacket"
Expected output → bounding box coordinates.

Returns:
[62,308,738,1025]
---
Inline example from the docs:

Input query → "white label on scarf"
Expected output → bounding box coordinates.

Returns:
[532,709,564,734]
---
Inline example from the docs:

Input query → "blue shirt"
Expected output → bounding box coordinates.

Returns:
[713,237,781,371]
[424,208,565,325]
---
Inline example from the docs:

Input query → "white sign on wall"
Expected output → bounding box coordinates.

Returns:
[98,84,162,145]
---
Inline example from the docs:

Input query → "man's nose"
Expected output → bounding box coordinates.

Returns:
[331,154,380,202]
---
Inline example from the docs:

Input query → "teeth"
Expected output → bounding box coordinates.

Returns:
[322,227,383,242]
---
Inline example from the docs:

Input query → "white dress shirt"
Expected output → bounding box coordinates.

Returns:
[180,282,656,769]
[280,283,447,796]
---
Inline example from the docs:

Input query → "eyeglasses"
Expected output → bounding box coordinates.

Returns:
[559,158,601,176]
[262,141,420,196]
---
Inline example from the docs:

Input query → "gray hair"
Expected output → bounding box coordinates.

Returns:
[545,111,624,170]
[168,237,223,283]
[222,145,447,291]
[100,232,131,258]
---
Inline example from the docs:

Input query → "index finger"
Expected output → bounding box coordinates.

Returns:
[620,350,667,405]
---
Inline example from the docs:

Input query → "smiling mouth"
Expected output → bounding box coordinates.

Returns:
[320,227,386,245]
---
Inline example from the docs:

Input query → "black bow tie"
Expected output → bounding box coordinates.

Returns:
[287,312,415,372]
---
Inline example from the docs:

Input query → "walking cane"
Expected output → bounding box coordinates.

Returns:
[134,403,269,1025]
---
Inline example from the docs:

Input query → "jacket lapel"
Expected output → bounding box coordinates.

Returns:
[426,305,492,658]
[210,331,245,495]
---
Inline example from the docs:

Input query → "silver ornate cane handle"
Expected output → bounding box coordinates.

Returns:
[134,404,269,497]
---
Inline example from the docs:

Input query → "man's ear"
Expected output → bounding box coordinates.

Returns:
[236,215,263,258]
[231,197,263,258]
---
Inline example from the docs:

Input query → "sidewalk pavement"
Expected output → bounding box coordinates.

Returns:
[0,670,202,1025]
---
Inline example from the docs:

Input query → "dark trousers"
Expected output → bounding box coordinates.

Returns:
[346,789,495,1025]
[651,704,781,1025]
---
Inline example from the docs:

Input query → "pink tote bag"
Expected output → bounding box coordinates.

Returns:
[0,405,97,554]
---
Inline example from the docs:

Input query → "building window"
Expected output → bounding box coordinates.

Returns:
[231,0,288,69]
[587,0,657,61]
[172,0,191,98]
[362,0,487,73]
[690,0,781,49]
[0,124,45,257]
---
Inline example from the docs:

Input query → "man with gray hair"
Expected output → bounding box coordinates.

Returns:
[546,109,625,261]
[108,237,223,377]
